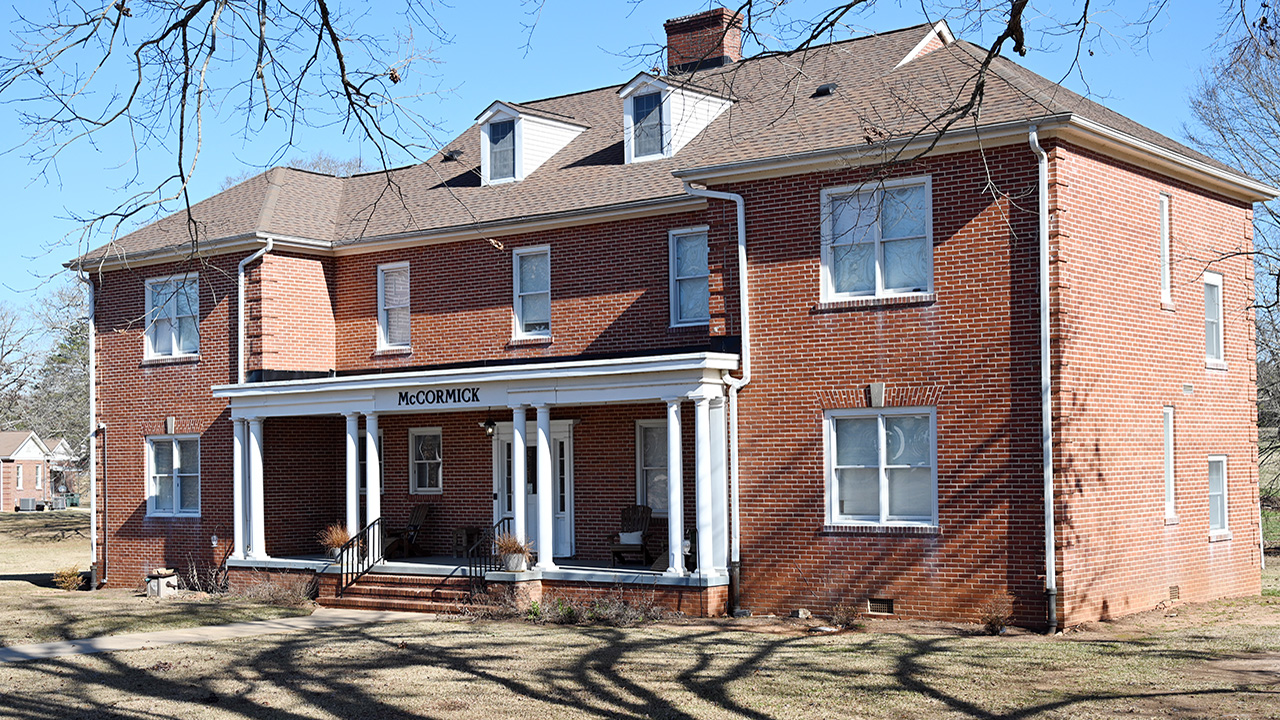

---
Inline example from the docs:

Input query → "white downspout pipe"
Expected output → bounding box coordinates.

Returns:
[237,238,274,385]
[1029,127,1058,633]
[681,182,750,614]
[77,271,98,584]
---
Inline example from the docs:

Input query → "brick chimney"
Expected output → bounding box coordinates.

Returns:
[664,8,743,74]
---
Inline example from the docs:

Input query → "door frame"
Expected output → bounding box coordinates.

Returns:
[492,419,575,557]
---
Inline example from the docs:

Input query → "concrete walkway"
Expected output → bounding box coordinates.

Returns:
[0,608,426,663]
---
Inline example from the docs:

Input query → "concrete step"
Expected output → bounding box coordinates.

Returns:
[344,584,472,602]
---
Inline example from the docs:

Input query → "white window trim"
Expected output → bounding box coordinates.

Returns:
[623,87,671,163]
[35,465,42,490]
[376,261,411,351]
[819,176,934,302]
[143,273,200,360]
[1163,407,1176,520]
[823,407,938,527]
[358,429,385,495]
[146,434,201,518]
[636,419,669,518]
[1204,271,1225,367]
[669,226,710,327]
[1207,454,1228,534]
[512,245,552,340]
[1159,193,1172,305]
[14,464,22,490]
[408,427,444,495]
[480,114,522,185]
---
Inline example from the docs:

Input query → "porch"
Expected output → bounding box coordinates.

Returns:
[213,352,739,616]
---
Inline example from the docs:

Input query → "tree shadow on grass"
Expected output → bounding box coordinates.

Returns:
[1,621,1277,719]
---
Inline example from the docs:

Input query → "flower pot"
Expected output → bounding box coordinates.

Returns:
[327,547,341,560]
[501,553,528,572]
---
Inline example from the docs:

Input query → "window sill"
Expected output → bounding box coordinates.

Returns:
[409,489,443,496]
[1205,360,1228,372]
[669,322,709,332]
[147,512,201,519]
[375,347,413,357]
[1209,530,1233,543]
[141,355,200,367]
[1164,516,1180,526]
[822,524,940,536]
[1161,301,1176,312]
[508,336,553,348]
[813,292,936,313]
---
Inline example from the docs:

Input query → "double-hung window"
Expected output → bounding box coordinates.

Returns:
[1205,272,1224,365]
[513,246,551,338]
[1159,194,1172,304]
[148,435,200,516]
[377,262,411,350]
[636,420,669,516]
[821,177,932,301]
[1207,455,1228,533]
[670,228,709,326]
[409,428,443,494]
[35,465,42,490]
[1163,407,1176,519]
[145,275,199,358]
[489,119,516,181]
[14,465,22,490]
[633,92,664,158]
[827,408,936,525]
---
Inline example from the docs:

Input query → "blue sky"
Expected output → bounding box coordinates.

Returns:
[0,1,1240,307]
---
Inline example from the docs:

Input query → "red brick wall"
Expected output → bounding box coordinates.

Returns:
[3,459,52,510]
[259,252,336,372]
[720,144,1048,624]
[1048,141,1261,625]
[330,209,724,372]
[91,254,245,585]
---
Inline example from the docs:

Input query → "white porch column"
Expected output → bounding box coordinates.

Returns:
[364,414,381,557]
[231,419,246,560]
[344,413,360,537]
[247,417,268,560]
[665,398,685,576]
[535,404,556,569]
[709,397,729,573]
[511,405,528,545]
[694,397,716,577]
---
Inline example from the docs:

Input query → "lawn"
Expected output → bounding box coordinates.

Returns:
[0,510,308,646]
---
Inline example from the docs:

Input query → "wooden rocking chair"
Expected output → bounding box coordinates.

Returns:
[386,503,431,559]
[609,504,653,567]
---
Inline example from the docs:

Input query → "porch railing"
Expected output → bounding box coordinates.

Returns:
[466,517,512,594]
[337,518,383,596]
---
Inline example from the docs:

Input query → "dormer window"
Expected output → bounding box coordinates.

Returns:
[619,73,731,165]
[633,92,664,158]
[477,101,587,186]
[490,120,516,181]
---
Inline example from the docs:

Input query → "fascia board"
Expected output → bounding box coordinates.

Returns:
[619,73,668,99]
[68,233,331,273]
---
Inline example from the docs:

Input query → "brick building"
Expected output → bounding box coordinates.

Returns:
[1,431,52,511]
[71,10,1274,628]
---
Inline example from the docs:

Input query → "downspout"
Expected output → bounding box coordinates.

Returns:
[237,238,274,384]
[1029,127,1059,633]
[681,182,751,616]
[77,271,100,587]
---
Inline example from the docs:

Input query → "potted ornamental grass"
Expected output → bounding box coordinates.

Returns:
[318,523,351,559]
[494,533,533,572]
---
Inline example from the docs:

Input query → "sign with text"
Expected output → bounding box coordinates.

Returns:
[374,384,499,413]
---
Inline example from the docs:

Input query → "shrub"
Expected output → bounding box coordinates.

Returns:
[233,572,317,608]
[976,591,1015,635]
[831,602,863,629]
[525,600,543,622]
[53,566,84,592]
[317,523,351,551]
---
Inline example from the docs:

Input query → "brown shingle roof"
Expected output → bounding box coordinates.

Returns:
[0,431,39,458]
[74,23,1258,265]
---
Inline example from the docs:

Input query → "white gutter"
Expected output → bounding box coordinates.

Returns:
[76,271,98,581]
[237,238,274,384]
[681,182,750,614]
[1029,127,1058,633]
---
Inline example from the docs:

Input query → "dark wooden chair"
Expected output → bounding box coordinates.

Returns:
[609,504,653,567]
[386,503,431,559]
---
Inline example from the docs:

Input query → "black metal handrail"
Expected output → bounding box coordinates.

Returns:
[337,518,383,596]
[466,517,513,594]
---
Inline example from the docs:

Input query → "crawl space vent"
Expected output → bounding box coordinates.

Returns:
[867,598,894,615]
[1169,585,1180,601]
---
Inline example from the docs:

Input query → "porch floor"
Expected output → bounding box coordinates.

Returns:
[227,554,727,587]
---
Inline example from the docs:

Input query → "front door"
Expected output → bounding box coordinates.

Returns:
[494,422,574,558]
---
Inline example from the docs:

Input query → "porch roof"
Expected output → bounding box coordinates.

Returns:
[213,351,739,419]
